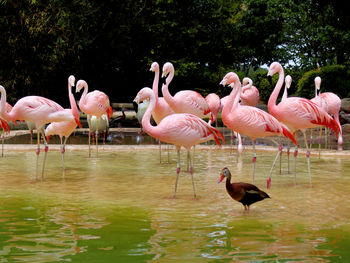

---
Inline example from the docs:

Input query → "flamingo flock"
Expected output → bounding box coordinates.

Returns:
[0,61,344,204]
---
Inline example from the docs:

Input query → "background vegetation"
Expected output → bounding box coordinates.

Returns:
[0,0,349,108]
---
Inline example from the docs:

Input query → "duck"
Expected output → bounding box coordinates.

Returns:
[218,167,270,211]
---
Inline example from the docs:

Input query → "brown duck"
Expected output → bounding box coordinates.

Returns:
[218,167,270,210]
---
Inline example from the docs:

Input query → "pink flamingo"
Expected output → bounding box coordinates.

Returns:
[161,62,213,122]
[133,87,224,198]
[150,62,174,163]
[267,62,340,186]
[0,85,80,179]
[150,62,174,124]
[205,93,221,126]
[311,76,343,150]
[75,79,113,157]
[220,72,298,187]
[45,75,81,173]
[0,103,12,157]
[240,77,260,107]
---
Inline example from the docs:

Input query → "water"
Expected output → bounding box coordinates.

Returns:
[0,145,350,262]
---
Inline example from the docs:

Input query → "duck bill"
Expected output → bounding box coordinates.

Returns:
[217,174,225,184]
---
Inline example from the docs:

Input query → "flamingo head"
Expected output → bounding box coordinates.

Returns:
[267,62,282,77]
[220,72,239,87]
[161,62,174,85]
[68,75,75,88]
[314,76,321,94]
[242,77,252,87]
[285,75,292,89]
[133,87,152,104]
[75,80,87,93]
[149,62,159,72]
[218,167,231,183]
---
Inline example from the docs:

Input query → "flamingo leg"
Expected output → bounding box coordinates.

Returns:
[60,137,66,175]
[88,118,92,157]
[174,148,181,198]
[252,140,256,184]
[293,132,298,185]
[189,149,196,199]
[309,128,314,148]
[279,138,282,175]
[167,144,170,164]
[36,129,41,179]
[41,128,49,181]
[318,127,322,159]
[159,140,162,164]
[303,132,312,186]
[96,117,99,157]
[267,145,283,189]
[30,130,33,144]
[236,132,243,157]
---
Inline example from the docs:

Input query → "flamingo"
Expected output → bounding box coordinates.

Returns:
[149,62,174,163]
[240,77,260,107]
[220,72,298,187]
[45,75,81,174]
[150,62,174,124]
[267,62,340,186]
[205,93,221,126]
[161,62,213,122]
[0,85,80,179]
[281,75,293,173]
[311,76,343,151]
[133,87,224,198]
[220,95,243,155]
[75,79,113,157]
[0,103,12,157]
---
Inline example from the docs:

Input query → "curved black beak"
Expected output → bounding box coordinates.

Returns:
[133,101,138,113]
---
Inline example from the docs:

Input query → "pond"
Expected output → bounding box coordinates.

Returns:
[0,144,349,262]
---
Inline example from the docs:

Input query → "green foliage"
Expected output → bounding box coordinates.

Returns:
[0,0,349,105]
[297,65,350,99]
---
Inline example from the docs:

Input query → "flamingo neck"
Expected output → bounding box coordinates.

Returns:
[0,86,12,121]
[161,69,176,108]
[152,67,160,101]
[222,80,241,118]
[68,83,81,127]
[79,82,88,107]
[268,65,284,115]
[141,90,158,137]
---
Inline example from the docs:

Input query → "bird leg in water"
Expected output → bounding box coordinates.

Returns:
[318,128,322,159]
[41,128,49,181]
[159,141,162,164]
[303,132,312,186]
[189,149,197,199]
[36,129,41,179]
[287,141,290,174]
[96,117,99,157]
[252,140,256,184]
[174,149,181,198]
[62,137,68,176]
[88,118,92,157]
[267,145,283,189]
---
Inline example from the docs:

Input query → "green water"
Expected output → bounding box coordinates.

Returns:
[0,147,350,262]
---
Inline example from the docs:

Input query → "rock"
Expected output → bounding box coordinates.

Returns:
[341,98,350,113]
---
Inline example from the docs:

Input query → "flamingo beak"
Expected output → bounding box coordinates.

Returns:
[217,173,225,184]
[267,75,272,85]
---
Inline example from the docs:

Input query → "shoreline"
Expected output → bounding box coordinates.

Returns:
[2,143,350,157]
